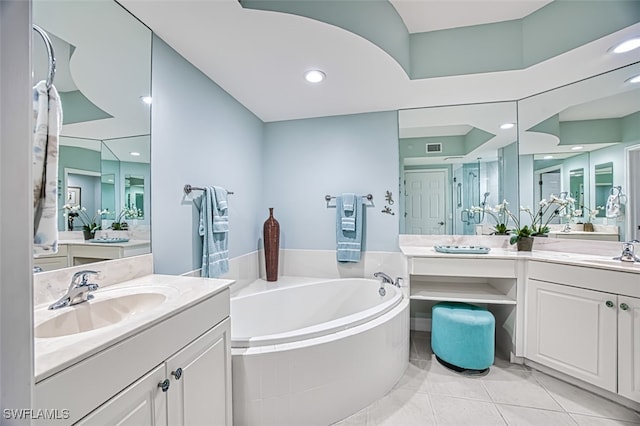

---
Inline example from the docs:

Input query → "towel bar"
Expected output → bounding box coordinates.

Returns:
[324,194,373,202]
[184,184,234,195]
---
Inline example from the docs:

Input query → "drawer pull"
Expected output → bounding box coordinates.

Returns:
[171,368,183,380]
[158,379,170,392]
[620,303,629,311]
[605,300,615,308]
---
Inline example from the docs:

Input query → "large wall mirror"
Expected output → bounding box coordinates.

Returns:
[398,102,518,235]
[33,0,152,270]
[518,63,640,242]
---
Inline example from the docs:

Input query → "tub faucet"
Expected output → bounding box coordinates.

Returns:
[48,270,100,310]
[613,242,640,263]
[374,272,401,287]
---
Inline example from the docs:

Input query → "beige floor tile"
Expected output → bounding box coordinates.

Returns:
[481,367,564,411]
[430,394,506,426]
[497,404,578,426]
[570,413,640,425]
[533,372,640,423]
[367,387,436,426]
[420,358,493,402]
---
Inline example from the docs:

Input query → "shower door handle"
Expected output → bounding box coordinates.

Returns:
[460,210,469,224]
[456,183,462,208]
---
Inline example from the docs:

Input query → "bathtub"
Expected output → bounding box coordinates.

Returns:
[231,278,409,426]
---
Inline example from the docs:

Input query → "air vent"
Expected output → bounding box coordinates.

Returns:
[426,143,442,153]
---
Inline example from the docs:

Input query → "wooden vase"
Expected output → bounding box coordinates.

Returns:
[516,236,534,252]
[263,208,280,282]
[583,222,594,232]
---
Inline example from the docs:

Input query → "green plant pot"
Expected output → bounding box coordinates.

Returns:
[516,236,534,251]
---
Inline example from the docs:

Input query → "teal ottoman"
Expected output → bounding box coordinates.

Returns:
[431,302,495,372]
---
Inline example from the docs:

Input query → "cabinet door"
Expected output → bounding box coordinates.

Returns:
[618,295,640,403]
[166,318,232,426]
[526,279,617,392]
[76,364,167,426]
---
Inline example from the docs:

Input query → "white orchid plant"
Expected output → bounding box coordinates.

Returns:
[469,200,513,235]
[63,204,108,234]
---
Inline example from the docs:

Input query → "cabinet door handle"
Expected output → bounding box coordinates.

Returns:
[605,300,615,308]
[620,303,629,311]
[158,379,170,392]
[171,368,183,380]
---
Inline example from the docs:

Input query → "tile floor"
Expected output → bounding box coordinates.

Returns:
[335,331,640,425]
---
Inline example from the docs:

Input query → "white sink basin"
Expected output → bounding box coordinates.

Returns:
[35,286,177,338]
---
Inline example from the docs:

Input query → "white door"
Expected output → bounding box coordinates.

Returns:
[166,319,232,426]
[618,295,640,403]
[405,170,447,234]
[76,364,167,426]
[539,170,562,224]
[525,279,617,392]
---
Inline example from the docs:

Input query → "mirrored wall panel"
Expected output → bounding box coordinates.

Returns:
[398,102,518,235]
[33,0,152,270]
[518,63,640,242]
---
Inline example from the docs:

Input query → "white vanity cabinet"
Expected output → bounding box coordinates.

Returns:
[35,285,232,425]
[76,319,231,426]
[75,364,168,425]
[166,318,232,426]
[525,261,640,403]
[618,295,640,402]
[404,255,522,357]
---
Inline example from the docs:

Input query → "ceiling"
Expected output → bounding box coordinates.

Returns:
[389,0,552,33]
[120,0,640,123]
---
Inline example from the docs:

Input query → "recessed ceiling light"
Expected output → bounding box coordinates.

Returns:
[140,96,152,104]
[626,74,640,84]
[500,123,515,130]
[543,155,553,160]
[130,151,141,156]
[611,37,640,53]
[304,70,326,83]
[571,146,584,150]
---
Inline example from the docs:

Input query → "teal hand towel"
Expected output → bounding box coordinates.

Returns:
[195,186,229,277]
[341,192,356,231]
[336,194,363,262]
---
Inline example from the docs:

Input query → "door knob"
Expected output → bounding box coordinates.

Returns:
[620,303,629,311]
[158,379,170,392]
[605,300,615,308]
[171,368,183,380]
[438,221,445,226]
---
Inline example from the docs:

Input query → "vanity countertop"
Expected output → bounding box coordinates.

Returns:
[58,239,150,247]
[34,274,233,382]
[400,245,640,275]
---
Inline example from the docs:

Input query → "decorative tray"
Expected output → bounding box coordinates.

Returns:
[434,245,491,254]
[89,238,130,244]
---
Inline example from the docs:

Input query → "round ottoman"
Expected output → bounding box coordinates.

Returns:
[431,302,495,372]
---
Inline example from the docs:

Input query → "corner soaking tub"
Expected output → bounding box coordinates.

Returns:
[231,278,409,426]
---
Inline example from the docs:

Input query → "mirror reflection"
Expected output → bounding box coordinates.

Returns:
[32,0,152,271]
[398,102,518,235]
[518,63,640,241]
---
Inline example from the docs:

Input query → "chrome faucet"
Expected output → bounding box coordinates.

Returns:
[613,242,640,263]
[48,270,100,310]
[374,272,402,296]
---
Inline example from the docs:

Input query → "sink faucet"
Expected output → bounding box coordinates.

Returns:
[48,270,100,310]
[613,242,640,263]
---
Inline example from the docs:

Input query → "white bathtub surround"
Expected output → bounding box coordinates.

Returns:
[182,250,261,289]
[231,277,410,425]
[33,254,153,306]
[258,249,406,282]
